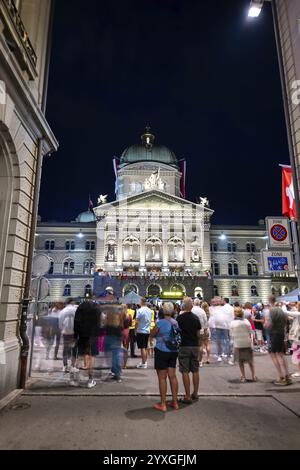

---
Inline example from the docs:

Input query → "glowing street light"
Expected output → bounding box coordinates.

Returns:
[248,0,264,18]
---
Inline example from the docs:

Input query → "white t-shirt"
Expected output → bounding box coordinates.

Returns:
[230,319,252,348]
[59,304,78,335]
[192,306,208,329]
[210,305,230,330]
[136,306,152,334]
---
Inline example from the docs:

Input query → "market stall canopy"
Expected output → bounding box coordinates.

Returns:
[120,291,142,305]
[276,288,300,302]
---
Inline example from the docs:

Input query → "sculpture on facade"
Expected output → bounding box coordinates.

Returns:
[199,197,209,207]
[98,194,108,205]
[144,168,165,191]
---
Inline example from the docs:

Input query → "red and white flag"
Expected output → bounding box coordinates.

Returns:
[281,165,297,219]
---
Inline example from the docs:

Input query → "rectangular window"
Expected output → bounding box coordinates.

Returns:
[91,241,95,250]
[50,240,55,250]
[70,241,75,250]
[85,241,91,250]
[45,240,50,250]
[65,241,70,250]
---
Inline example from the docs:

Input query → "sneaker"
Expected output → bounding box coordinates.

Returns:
[70,366,80,374]
[136,362,147,369]
[199,362,203,368]
[217,356,222,362]
[274,378,289,386]
[109,371,116,377]
[285,377,293,386]
[87,379,97,389]
[291,372,300,378]
[70,380,79,387]
[112,376,122,383]
[228,360,235,366]
[62,366,69,373]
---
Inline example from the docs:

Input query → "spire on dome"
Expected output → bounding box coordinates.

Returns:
[141,126,155,149]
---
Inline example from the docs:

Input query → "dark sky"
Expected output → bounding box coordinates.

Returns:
[39,0,290,225]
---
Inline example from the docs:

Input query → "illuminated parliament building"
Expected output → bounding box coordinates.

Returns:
[35,129,297,304]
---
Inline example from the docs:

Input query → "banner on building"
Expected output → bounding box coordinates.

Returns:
[265,216,292,249]
[281,164,297,219]
[261,249,294,274]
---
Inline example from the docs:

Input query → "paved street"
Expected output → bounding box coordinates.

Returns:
[0,353,300,450]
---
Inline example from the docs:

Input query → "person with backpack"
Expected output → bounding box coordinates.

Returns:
[150,302,180,412]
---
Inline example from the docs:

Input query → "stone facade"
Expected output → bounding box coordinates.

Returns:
[0,0,57,398]
[275,0,300,208]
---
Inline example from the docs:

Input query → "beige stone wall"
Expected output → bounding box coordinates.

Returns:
[0,0,58,398]
[275,0,300,198]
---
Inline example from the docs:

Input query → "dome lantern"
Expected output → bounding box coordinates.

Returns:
[141,126,155,149]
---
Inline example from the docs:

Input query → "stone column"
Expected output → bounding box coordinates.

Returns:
[184,225,191,269]
[139,225,146,270]
[96,220,106,269]
[162,224,169,269]
[117,224,123,270]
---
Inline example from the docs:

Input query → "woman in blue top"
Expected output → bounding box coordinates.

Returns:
[150,302,179,412]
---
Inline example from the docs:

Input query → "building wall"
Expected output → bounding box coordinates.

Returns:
[275,0,300,206]
[0,0,57,398]
[210,226,297,304]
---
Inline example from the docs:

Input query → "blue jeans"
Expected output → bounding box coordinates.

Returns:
[104,335,122,379]
[215,328,230,357]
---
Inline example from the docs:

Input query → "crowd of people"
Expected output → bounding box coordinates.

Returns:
[36,292,300,410]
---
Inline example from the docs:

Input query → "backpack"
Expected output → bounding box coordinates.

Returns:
[159,319,181,352]
[123,314,132,329]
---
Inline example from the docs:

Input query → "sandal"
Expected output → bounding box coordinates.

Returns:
[252,376,258,382]
[167,401,179,410]
[240,376,246,383]
[191,394,199,401]
[179,398,193,405]
[153,403,167,412]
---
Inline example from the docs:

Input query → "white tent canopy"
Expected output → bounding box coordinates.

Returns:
[276,288,300,302]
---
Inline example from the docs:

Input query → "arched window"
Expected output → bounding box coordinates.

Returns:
[63,259,75,275]
[84,284,92,297]
[247,260,258,276]
[91,241,96,250]
[147,284,161,297]
[70,241,75,250]
[123,284,139,296]
[48,259,54,275]
[83,260,95,275]
[145,236,162,262]
[214,285,219,296]
[251,285,258,297]
[231,285,239,297]
[281,286,289,295]
[228,261,239,276]
[246,242,256,253]
[106,239,116,261]
[63,284,71,296]
[123,236,140,261]
[168,237,184,262]
[85,241,91,250]
[171,284,186,295]
[212,261,220,276]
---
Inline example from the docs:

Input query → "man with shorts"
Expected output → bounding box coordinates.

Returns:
[74,299,101,388]
[135,298,152,369]
[177,297,201,403]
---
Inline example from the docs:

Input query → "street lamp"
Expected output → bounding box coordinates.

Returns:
[248,0,264,18]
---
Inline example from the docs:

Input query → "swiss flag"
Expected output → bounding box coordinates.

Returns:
[282,165,297,219]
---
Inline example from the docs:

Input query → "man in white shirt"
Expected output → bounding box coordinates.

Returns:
[210,297,232,362]
[59,298,78,373]
[135,298,153,369]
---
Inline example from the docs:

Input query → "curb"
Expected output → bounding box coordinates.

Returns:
[0,389,24,412]
[21,391,273,397]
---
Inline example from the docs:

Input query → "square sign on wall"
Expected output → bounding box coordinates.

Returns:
[265,217,292,249]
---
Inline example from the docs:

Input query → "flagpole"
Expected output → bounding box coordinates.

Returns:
[290,219,300,292]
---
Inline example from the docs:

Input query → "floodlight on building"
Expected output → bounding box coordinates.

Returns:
[219,233,227,240]
[248,0,264,18]
[77,230,84,238]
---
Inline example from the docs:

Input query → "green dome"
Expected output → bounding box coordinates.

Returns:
[120,144,178,166]
[75,211,96,223]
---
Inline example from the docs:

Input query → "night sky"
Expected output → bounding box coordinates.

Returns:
[39,0,290,225]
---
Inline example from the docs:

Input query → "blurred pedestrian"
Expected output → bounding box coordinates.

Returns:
[230,307,257,383]
[135,298,152,369]
[151,302,179,412]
